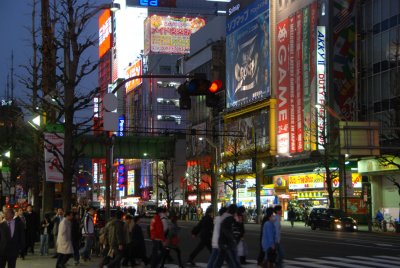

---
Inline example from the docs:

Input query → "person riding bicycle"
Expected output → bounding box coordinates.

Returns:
[375,210,384,228]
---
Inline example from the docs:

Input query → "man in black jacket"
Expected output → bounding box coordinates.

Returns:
[215,204,241,268]
[187,206,214,266]
[0,208,26,268]
[24,204,39,255]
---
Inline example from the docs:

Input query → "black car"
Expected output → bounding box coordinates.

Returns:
[308,207,358,231]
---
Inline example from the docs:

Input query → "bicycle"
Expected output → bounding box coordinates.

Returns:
[371,219,383,232]
[385,216,397,232]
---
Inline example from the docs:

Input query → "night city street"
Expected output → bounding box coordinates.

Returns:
[1,0,400,268]
[15,220,400,268]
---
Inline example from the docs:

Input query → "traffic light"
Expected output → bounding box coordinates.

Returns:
[178,78,223,109]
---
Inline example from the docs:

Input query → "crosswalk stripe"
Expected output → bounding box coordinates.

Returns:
[348,256,400,266]
[375,255,400,261]
[296,257,366,268]
[324,257,386,267]
[162,260,257,267]
[284,259,330,268]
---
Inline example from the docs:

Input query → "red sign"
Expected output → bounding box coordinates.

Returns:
[98,10,112,58]
[289,16,296,153]
[277,18,290,154]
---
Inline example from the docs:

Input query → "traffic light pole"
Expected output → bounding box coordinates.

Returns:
[110,74,196,94]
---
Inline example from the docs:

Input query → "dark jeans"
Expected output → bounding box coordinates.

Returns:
[150,240,165,268]
[161,247,183,267]
[80,235,94,259]
[188,239,212,261]
[0,255,17,268]
[215,247,241,268]
[73,241,80,263]
[207,248,224,268]
[122,242,135,266]
[56,253,72,268]
[107,249,124,268]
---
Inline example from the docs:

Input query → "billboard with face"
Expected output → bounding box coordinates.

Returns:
[226,0,270,109]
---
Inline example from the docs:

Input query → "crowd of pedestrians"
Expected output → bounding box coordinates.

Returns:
[0,202,286,268]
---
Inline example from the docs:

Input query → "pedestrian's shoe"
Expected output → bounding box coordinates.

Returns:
[186,260,195,266]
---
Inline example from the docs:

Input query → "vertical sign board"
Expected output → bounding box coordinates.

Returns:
[118,116,125,190]
[309,2,318,150]
[127,170,135,195]
[302,7,311,151]
[295,11,303,152]
[288,15,296,153]
[316,26,326,148]
[332,0,357,120]
[98,10,112,58]
[125,59,143,94]
[44,133,64,183]
[276,19,290,155]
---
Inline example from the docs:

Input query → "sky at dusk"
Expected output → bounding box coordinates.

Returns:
[0,0,107,107]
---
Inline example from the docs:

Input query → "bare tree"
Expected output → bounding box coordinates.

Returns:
[221,137,241,204]
[157,160,179,209]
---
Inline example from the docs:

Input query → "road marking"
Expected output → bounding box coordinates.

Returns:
[161,260,257,267]
[375,243,392,247]
[282,255,400,267]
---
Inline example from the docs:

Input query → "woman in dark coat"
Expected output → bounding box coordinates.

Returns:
[131,216,149,265]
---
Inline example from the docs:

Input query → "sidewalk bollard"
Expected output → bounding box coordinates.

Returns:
[382,220,387,232]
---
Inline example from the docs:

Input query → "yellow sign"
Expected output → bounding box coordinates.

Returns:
[288,173,324,190]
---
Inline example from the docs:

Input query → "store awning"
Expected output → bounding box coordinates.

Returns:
[263,163,319,176]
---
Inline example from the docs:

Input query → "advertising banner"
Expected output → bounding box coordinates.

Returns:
[226,0,270,109]
[98,10,112,58]
[127,170,135,195]
[332,0,356,120]
[288,173,324,190]
[289,15,296,153]
[309,1,318,150]
[316,26,327,147]
[295,11,304,152]
[302,6,311,151]
[143,15,205,55]
[125,59,143,94]
[44,133,64,183]
[276,18,290,155]
[226,13,270,108]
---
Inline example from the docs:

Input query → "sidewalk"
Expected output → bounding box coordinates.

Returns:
[16,251,103,268]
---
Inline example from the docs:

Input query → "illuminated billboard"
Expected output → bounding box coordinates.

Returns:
[125,59,143,94]
[143,15,206,55]
[225,0,270,109]
[275,1,318,155]
[98,9,112,58]
[112,3,147,82]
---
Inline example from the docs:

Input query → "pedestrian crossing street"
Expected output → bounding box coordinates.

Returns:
[159,255,400,267]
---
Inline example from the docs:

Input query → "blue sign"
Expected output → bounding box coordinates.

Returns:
[118,164,126,190]
[118,115,125,137]
[140,0,158,7]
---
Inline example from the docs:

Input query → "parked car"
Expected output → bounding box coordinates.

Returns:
[308,207,358,231]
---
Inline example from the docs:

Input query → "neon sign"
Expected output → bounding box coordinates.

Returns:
[140,0,158,6]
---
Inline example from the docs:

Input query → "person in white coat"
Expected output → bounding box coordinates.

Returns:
[56,211,74,268]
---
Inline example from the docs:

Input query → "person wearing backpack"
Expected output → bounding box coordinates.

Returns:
[187,206,214,266]
[160,215,184,268]
[79,207,95,262]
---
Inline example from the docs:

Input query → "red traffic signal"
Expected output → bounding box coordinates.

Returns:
[209,80,222,93]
